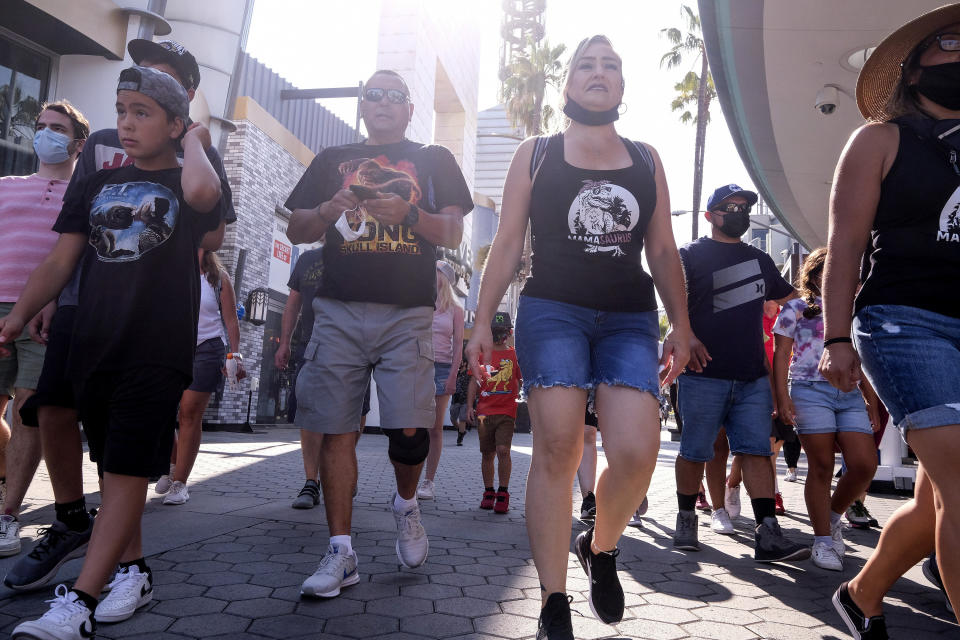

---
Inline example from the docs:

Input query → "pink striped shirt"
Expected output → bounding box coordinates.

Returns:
[0,174,69,302]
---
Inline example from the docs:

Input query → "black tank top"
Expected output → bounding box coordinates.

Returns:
[856,116,960,319]
[521,134,658,312]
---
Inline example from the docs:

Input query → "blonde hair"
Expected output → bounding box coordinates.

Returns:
[201,250,224,287]
[436,272,460,312]
[562,35,623,103]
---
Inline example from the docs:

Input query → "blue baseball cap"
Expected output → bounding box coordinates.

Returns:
[706,184,758,211]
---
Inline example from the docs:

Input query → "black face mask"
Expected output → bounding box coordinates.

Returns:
[563,97,620,126]
[916,61,960,111]
[713,210,751,238]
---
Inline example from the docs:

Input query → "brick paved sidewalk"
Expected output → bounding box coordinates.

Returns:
[0,427,955,639]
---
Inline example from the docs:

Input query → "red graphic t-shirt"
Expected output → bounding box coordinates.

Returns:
[472,347,522,418]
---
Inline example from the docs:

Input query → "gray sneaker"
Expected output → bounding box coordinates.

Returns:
[754,517,811,563]
[392,495,429,568]
[292,480,320,509]
[673,510,700,551]
[5,515,93,591]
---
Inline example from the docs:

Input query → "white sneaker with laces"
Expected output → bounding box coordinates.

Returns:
[710,507,736,535]
[628,505,644,528]
[94,565,152,623]
[812,540,843,571]
[11,584,95,640]
[724,484,742,519]
[162,481,189,505]
[301,544,360,597]
[830,520,846,558]
[393,495,429,568]
[416,479,435,500]
[784,468,798,482]
[154,464,175,495]
[0,514,21,557]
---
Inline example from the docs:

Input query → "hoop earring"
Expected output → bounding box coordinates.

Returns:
[618,102,628,115]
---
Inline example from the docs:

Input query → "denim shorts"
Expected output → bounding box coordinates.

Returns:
[514,296,659,397]
[788,380,871,435]
[434,362,452,396]
[854,304,960,434]
[188,337,226,393]
[677,374,773,462]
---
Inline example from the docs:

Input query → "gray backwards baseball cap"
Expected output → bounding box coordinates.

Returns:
[117,65,189,121]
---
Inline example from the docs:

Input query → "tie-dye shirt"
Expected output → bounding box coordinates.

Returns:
[772,297,825,381]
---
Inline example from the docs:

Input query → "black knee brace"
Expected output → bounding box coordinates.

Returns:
[386,428,429,466]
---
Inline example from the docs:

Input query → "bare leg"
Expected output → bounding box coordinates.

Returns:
[741,454,775,501]
[832,432,877,517]
[705,428,729,508]
[496,444,512,488]
[3,389,42,515]
[300,429,324,482]
[577,425,597,497]
[481,451,495,488]
[676,456,706,497]
[392,428,424,499]
[319,433,357,536]
[172,390,211,483]
[728,453,744,488]
[423,395,451,482]
[800,433,840,536]
[0,396,9,477]
[38,407,83,502]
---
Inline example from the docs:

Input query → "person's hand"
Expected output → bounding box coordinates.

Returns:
[862,385,883,432]
[777,393,796,426]
[444,377,456,396]
[686,333,711,373]
[659,326,691,386]
[0,314,26,358]
[184,122,212,150]
[819,342,861,392]
[467,406,477,426]
[466,324,494,382]
[321,189,362,225]
[27,302,56,345]
[362,193,409,226]
[275,343,291,370]
[236,358,247,381]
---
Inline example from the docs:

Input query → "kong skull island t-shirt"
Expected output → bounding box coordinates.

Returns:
[54,164,220,382]
[285,140,473,308]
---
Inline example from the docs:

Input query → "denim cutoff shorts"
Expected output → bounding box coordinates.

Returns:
[788,380,871,435]
[514,296,659,398]
[434,362,452,396]
[676,374,774,462]
[853,304,960,434]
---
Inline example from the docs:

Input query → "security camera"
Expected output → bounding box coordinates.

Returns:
[815,85,839,115]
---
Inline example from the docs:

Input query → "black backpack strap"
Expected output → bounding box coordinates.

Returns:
[528,135,551,182]
[628,140,655,178]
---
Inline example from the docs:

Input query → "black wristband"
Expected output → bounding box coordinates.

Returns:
[823,337,853,348]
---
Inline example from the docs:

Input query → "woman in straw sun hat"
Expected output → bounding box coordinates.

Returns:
[820,4,960,638]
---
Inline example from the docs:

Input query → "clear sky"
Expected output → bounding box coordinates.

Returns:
[246,0,758,245]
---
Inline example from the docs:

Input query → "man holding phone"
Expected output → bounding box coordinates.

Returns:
[285,69,473,599]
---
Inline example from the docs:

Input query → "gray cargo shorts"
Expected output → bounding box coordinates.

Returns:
[294,297,435,434]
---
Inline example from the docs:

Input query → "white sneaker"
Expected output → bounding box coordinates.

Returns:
[784,468,798,482]
[94,565,152,623]
[301,544,360,598]
[628,505,644,528]
[393,495,429,568]
[724,484,742,519]
[162,481,189,505]
[416,479,435,500]
[710,507,736,535]
[830,520,846,558]
[154,465,175,495]
[0,514,21,557]
[12,584,95,639]
[812,540,843,571]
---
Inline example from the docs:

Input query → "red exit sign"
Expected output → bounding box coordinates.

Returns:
[274,240,291,263]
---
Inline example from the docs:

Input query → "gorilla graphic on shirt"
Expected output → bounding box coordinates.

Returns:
[88,182,178,261]
[567,179,639,256]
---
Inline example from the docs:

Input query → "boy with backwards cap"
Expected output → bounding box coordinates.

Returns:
[0,65,222,640]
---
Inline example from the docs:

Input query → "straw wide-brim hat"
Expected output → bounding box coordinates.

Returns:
[857,3,960,120]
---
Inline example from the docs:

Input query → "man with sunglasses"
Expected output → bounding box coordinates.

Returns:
[285,69,473,599]
[672,184,806,563]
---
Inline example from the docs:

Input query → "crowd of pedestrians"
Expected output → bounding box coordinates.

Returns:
[0,5,958,640]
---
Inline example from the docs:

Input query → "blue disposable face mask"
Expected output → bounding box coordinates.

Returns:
[32,128,72,164]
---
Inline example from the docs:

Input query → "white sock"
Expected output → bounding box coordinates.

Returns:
[330,535,353,555]
[394,493,417,511]
[830,511,843,527]
[814,535,832,547]
[774,476,780,494]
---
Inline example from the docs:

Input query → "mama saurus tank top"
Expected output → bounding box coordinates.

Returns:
[521,133,658,311]
[856,116,960,319]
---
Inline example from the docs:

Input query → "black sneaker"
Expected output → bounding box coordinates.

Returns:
[456,431,465,446]
[292,480,320,509]
[754,517,811,563]
[673,510,700,551]
[536,592,574,640]
[579,492,596,521]
[833,581,888,639]
[922,554,955,614]
[574,527,624,624]
[4,515,93,591]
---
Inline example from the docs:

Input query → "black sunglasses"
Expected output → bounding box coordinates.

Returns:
[363,88,409,104]
[712,203,752,215]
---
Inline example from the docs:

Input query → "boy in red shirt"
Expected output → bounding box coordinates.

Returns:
[468,312,522,513]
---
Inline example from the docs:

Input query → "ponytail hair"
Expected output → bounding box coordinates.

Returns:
[796,247,827,319]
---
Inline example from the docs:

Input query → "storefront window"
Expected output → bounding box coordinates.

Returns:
[0,34,51,177]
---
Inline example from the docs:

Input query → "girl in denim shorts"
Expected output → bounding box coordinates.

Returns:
[820,5,960,635]
[466,35,691,638]
[773,249,878,572]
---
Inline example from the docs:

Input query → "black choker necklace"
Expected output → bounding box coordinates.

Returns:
[563,97,620,126]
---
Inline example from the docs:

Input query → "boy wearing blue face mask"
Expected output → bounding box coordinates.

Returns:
[0,100,89,555]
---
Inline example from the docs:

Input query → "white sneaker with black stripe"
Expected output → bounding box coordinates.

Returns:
[94,565,152,623]
[11,584,96,639]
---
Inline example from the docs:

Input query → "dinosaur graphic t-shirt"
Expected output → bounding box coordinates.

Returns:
[54,165,220,382]
[471,347,522,418]
[285,140,473,308]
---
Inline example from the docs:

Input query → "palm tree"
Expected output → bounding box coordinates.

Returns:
[661,4,714,241]
[499,38,567,136]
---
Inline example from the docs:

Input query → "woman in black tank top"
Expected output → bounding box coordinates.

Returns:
[820,7,960,635]
[465,35,691,638]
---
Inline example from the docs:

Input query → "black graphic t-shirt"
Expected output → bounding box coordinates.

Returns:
[680,238,794,381]
[521,134,658,311]
[284,140,473,308]
[286,247,324,360]
[53,165,220,383]
[856,116,960,318]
